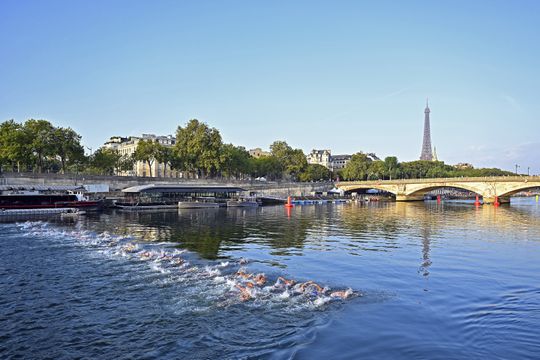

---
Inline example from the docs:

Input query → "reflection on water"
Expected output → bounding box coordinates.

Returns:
[81,200,540,263]
[2,199,540,359]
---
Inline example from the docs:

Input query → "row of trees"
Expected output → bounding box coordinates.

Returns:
[0,118,331,181]
[0,119,85,174]
[0,118,516,181]
[122,119,332,181]
[339,153,515,181]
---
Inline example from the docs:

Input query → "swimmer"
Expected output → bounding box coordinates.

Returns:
[330,289,353,299]
[298,281,324,295]
[107,240,118,248]
[235,284,252,302]
[239,258,248,265]
[236,270,252,279]
[140,251,153,260]
[158,252,172,261]
[276,276,296,287]
[171,258,184,266]
[121,243,137,253]
[253,273,267,286]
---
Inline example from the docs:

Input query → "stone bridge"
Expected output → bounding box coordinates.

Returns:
[336,176,540,204]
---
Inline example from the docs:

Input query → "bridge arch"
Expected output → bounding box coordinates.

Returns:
[340,185,398,196]
[497,184,540,198]
[405,184,485,197]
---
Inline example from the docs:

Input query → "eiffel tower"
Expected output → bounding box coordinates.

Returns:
[420,99,433,161]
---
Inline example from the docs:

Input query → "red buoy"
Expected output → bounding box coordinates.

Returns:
[285,196,294,208]
[437,195,441,204]
[494,196,500,207]
[474,195,481,206]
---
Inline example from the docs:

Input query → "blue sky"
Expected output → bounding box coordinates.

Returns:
[1,0,539,173]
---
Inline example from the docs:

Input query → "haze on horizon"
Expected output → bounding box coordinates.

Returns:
[1,0,539,174]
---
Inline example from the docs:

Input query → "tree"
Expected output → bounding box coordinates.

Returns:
[155,144,175,177]
[270,141,292,162]
[368,160,385,180]
[175,119,223,177]
[269,140,307,180]
[342,152,373,180]
[287,149,308,179]
[133,139,160,177]
[51,127,85,174]
[0,120,32,172]
[117,154,135,174]
[90,148,121,175]
[383,156,400,180]
[24,119,55,173]
[298,164,332,182]
[220,144,251,179]
[250,156,283,180]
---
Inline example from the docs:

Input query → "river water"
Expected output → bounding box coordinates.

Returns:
[1,200,540,359]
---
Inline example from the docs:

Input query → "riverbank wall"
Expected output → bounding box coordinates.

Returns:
[0,172,333,198]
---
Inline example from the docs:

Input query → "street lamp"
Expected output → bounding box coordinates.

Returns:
[515,164,519,175]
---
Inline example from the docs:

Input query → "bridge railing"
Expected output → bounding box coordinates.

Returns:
[337,175,540,185]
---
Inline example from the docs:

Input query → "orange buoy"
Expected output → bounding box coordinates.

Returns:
[285,196,294,208]
[494,196,500,207]
[474,195,481,206]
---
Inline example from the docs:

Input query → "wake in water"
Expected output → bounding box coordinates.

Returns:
[16,221,358,312]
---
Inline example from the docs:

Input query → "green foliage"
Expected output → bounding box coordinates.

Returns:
[0,119,86,173]
[298,164,332,182]
[0,118,521,180]
[383,156,400,180]
[51,127,85,174]
[133,139,160,177]
[220,144,251,179]
[269,140,307,180]
[117,154,135,173]
[250,155,283,180]
[342,152,373,180]
[89,148,121,175]
[155,144,175,176]
[368,160,385,180]
[175,119,223,177]
[0,120,31,172]
[24,119,56,172]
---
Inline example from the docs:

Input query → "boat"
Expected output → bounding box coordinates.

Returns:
[0,190,101,210]
[116,203,178,211]
[178,201,221,209]
[226,198,259,207]
[257,196,286,206]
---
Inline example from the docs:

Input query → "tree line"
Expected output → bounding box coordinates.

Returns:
[338,153,516,181]
[0,118,516,181]
[0,118,332,181]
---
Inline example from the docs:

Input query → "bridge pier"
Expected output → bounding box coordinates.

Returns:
[396,195,425,202]
[482,196,511,205]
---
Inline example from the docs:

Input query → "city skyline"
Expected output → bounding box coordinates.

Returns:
[1,1,539,173]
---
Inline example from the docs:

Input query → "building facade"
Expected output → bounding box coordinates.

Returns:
[307,150,354,172]
[103,134,179,178]
[248,148,271,158]
[330,154,352,172]
[307,150,332,169]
